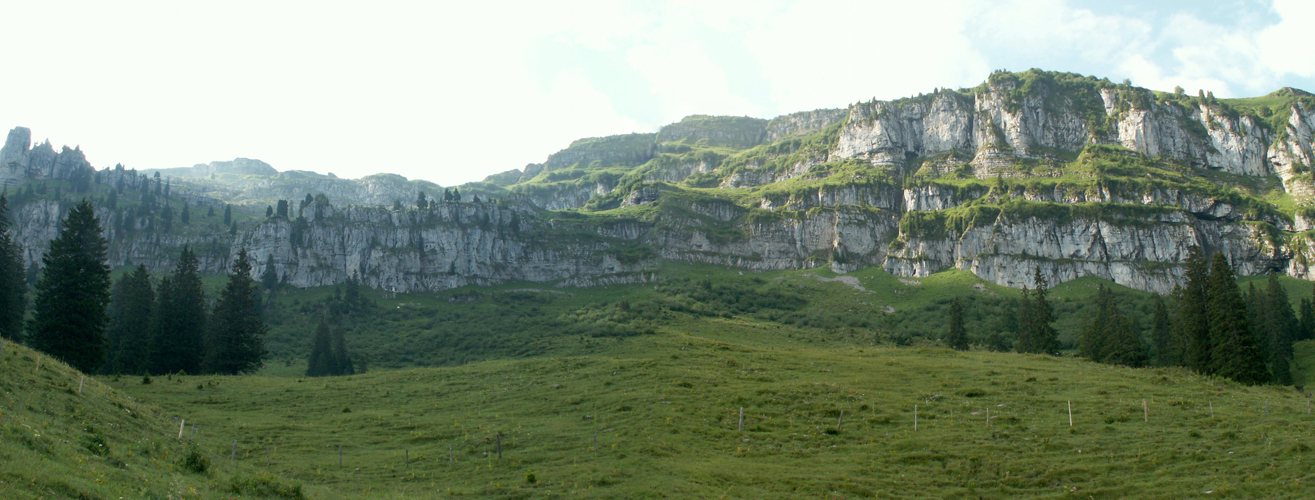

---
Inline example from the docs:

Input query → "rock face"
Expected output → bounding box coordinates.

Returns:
[7,72,1315,296]
[143,158,278,178]
[0,127,96,188]
[657,116,768,149]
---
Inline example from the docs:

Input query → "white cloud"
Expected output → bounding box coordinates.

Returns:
[626,41,765,122]
[744,0,990,113]
[1257,0,1315,78]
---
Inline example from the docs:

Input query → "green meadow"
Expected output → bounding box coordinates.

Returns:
[3,265,1314,498]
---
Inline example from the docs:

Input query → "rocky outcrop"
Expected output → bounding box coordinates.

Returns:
[541,133,656,172]
[143,158,278,179]
[765,109,847,142]
[657,116,767,149]
[0,127,95,188]
[883,209,1282,294]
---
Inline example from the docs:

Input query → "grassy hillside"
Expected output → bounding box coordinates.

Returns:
[113,332,1315,499]
[0,340,306,499]
[257,263,1235,373]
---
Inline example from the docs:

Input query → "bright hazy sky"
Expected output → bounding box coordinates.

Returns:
[3,0,1313,187]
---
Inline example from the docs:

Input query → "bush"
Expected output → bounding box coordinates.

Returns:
[230,474,305,500]
[181,444,210,474]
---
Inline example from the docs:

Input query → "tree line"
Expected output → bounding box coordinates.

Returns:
[946,252,1311,385]
[2,199,270,376]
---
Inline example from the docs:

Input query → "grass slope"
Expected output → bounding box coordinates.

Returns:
[112,331,1315,499]
[0,340,305,499]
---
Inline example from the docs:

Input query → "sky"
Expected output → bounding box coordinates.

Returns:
[2,0,1313,187]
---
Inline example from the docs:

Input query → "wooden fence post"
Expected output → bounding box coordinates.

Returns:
[405,449,409,471]
[449,443,454,465]
[339,445,343,467]
[593,431,598,452]
[178,419,186,439]
[78,375,85,395]
[1067,401,1073,427]
[837,410,844,430]
[34,356,40,374]
[1210,401,1214,418]
[496,433,502,460]
[1142,399,1148,422]
[986,408,990,429]
[913,405,918,432]
[738,407,744,432]
[231,440,236,461]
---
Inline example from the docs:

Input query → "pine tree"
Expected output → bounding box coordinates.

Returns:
[1263,273,1296,385]
[104,265,153,374]
[946,297,968,351]
[265,205,273,217]
[1151,295,1174,366]
[261,254,278,291]
[150,246,207,375]
[330,328,354,376]
[305,321,332,377]
[1028,267,1059,355]
[180,203,190,225]
[276,200,289,218]
[223,204,232,225]
[417,192,428,210]
[27,200,112,372]
[1300,293,1315,342]
[203,249,268,374]
[1102,302,1146,367]
[1079,285,1112,361]
[207,205,215,218]
[229,221,237,236]
[1015,286,1034,353]
[1205,253,1268,384]
[0,195,27,340]
[1179,247,1212,372]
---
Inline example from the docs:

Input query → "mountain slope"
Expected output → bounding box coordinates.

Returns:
[3,69,1315,294]
[116,333,1315,499]
[0,340,305,499]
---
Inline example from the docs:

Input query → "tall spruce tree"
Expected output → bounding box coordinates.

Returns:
[222,204,232,225]
[305,321,332,377]
[1179,247,1212,373]
[150,246,207,375]
[261,254,278,291]
[1263,273,1296,385]
[1300,294,1315,342]
[1015,286,1034,353]
[27,200,112,372]
[104,265,154,374]
[204,249,268,374]
[1151,296,1174,366]
[0,195,27,340]
[1027,267,1059,355]
[1079,285,1113,361]
[1205,253,1268,384]
[331,328,354,376]
[946,297,968,351]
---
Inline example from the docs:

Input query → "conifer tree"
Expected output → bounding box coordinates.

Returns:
[1027,267,1059,355]
[1178,247,1212,372]
[104,265,153,374]
[1102,301,1146,367]
[1079,285,1112,361]
[1205,253,1268,384]
[1263,273,1296,385]
[261,254,278,291]
[180,203,190,225]
[204,249,268,374]
[150,246,207,375]
[946,297,968,351]
[0,195,27,340]
[1151,295,1174,366]
[305,321,332,377]
[276,200,289,218]
[1300,294,1315,342]
[1015,286,1034,353]
[330,328,354,376]
[27,200,112,372]
[223,204,232,225]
